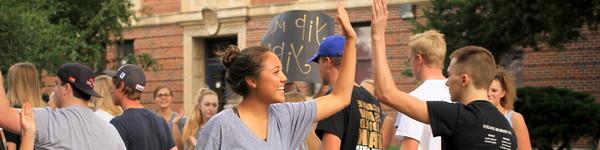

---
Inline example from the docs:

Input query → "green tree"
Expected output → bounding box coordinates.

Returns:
[0,0,158,74]
[515,86,600,150]
[413,0,600,62]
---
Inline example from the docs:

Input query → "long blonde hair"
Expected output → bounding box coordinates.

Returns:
[94,75,122,116]
[182,88,217,147]
[7,63,45,108]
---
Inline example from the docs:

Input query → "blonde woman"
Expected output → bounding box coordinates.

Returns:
[488,69,532,150]
[7,63,45,108]
[93,75,123,122]
[4,63,45,150]
[182,88,218,150]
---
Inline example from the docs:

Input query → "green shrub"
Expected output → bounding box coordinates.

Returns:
[516,86,600,150]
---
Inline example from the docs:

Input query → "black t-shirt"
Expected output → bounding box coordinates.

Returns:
[3,130,20,149]
[110,108,175,150]
[427,100,517,150]
[315,86,384,150]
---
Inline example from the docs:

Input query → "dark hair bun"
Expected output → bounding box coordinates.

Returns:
[222,46,271,96]
[221,45,240,68]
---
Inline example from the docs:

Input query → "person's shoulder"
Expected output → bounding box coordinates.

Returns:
[411,80,450,100]
[467,100,495,108]
[136,108,156,114]
[95,110,112,117]
[32,107,53,115]
[511,111,525,123]
[140,109,170,126]
[196,111,232,147]
[110,114,125,125]
[34,106,84,120]
[462,101,507,124]
[269,101,316,114]
[120,108,152,118]
[208,109,234,123]
[426,101,465,115]
[110,109,139,124]
[427,100,459,107]
[462,100,497,114]
[352,85,370,96]
[354,86,376,98]
[112,110,132,119]
[200,109,234,132]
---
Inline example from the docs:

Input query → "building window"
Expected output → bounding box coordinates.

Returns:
[204,36,237,111]
[116,40,134,65]
[353,23,372,83]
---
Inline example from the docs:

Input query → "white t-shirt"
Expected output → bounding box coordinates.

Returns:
[395,80,451,150]
[95,109,116,122]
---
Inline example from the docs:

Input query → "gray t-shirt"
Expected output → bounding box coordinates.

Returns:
[196,101,316,150]
[33,106,126,150]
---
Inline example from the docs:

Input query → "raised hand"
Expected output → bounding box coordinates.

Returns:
[314,0,358,122]
[20,103,35,133]
[337,1,357,39]
[172,110,185,124]
[371,0,388,37]
[187,136,197,149]
[370,0,431,125]
[20,102,36,150]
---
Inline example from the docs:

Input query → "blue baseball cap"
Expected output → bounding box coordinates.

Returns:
[307,35,346,63]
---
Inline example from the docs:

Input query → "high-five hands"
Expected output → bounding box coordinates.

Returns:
[371,0,388,37]
[337,1,357,39]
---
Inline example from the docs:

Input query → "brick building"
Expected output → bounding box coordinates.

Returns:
[99,0,599,148]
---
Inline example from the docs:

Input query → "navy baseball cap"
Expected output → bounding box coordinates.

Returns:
[56,63,102,98]
[104,64,146,92]
[307,35,346,63]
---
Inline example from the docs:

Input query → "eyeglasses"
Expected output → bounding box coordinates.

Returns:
[156,94,172,97]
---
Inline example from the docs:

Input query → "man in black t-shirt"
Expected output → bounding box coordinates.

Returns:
[105,64,176,150]
[370,1,517,149]
[308,35,388,150]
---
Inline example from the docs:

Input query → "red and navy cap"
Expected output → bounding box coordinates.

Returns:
[56,63,102,98]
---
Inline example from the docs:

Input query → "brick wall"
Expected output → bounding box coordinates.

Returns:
[33,0,596,148]
[120,24,185,112]
[140,0,181,16]
[521,28,600,100]
[251,0,297,5]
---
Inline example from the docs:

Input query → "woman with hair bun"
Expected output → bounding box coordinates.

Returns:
[195,2,358,149]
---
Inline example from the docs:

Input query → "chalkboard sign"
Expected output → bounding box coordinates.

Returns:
[261,10,335,83]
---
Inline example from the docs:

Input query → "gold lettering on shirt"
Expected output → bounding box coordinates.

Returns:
[356,100,383,149]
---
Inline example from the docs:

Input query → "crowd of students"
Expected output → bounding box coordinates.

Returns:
[0,0,534,149]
